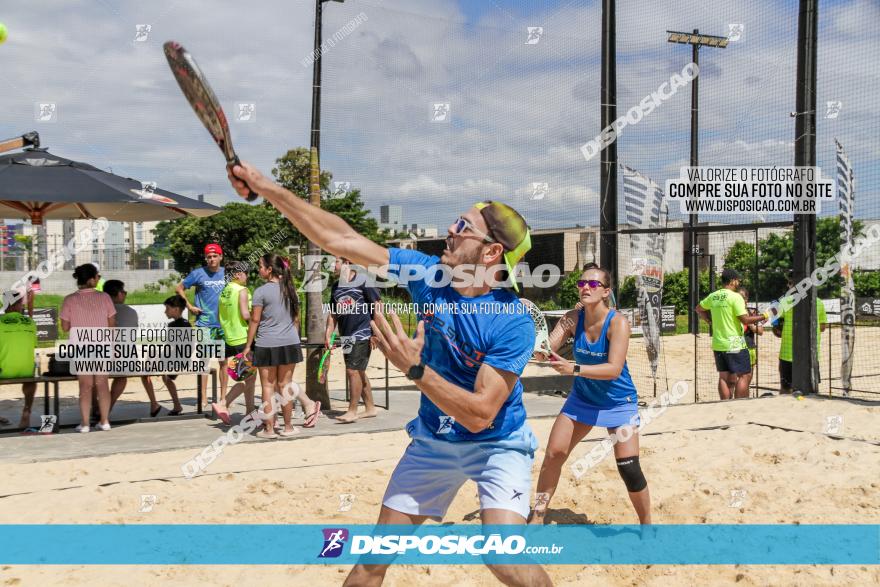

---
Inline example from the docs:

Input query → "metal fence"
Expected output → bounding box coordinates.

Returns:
[616,224,880,404]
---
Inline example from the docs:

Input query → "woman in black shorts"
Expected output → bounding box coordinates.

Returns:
[243,253,320,438]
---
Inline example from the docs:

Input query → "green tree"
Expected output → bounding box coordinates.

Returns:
[556,270,581,309]
[854,270,880,297]
[160,147,386,273]
[723,217,866,300]
[723,241,757,294]
[621,269,712,315]
[619,275,638,309]
[160,203,292,272]
[272,148,384,247]
[13,234,34,270]
[271,148,332,199]
[816,217,865,297]
[754,231,792,298]
[322,189,383,245]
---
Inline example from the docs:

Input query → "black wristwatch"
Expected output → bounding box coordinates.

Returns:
[573,364,581,375]
[406,362,426,381]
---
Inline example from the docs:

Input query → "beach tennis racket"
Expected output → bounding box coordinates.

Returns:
[318,332,338,384]
[520,298,554,363]
[163,41,258,202]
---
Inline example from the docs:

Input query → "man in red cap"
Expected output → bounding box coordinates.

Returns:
[176,243,227,408]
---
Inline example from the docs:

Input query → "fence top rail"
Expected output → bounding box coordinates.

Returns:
[612,221,794,235]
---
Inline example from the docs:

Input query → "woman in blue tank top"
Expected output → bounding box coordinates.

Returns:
[529,265,651,525]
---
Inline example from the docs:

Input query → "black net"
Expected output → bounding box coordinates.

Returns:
[290,2,878,406]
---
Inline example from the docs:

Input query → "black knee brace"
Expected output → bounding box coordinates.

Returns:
[616,456,647,492]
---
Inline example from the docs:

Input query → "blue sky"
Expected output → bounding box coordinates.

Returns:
[1,0,877,230]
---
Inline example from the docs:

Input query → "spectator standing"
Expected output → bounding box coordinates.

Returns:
[60,264,116,432]
[695,269,766,400]
[325,257,381,423]
[176,243,227,408]
[213,261,256,423]
[243,253,319,438]
[772,278,827,394]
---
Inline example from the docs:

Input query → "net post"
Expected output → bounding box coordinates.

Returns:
[792,0,819,394]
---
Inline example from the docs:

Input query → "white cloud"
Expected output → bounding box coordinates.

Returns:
[1,0,877,232]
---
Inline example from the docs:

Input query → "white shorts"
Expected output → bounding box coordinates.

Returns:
[382,417,538,521]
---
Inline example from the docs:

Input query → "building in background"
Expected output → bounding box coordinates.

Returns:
[405,223,438,238]
[0,223,25,271]
[8,219,165,271]
[379,204,404,233]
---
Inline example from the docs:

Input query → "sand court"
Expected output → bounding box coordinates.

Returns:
[0,388,877,586]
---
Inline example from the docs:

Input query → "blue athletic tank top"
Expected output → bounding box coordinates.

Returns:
[571,309,638,408]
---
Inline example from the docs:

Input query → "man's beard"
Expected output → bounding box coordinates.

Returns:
[448,246,489,287]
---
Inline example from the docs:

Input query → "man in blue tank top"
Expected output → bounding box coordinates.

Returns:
[227,162,551,587]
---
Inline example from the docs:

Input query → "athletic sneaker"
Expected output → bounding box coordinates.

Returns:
[97,423,111,431]
[75,424,90,433]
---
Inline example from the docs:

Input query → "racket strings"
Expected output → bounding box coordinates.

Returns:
[520,298,551,355]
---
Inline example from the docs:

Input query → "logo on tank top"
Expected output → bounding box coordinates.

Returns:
[575,347,606,359]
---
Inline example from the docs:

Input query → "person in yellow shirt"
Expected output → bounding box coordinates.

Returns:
[695,269,767,400]
[212,262,255,424]
[772,278,827,394]
[91,262,105,292]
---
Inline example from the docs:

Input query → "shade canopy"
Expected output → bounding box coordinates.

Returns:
[0,148,220,224]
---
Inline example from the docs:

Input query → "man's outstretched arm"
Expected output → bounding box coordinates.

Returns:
[228,162,389,272]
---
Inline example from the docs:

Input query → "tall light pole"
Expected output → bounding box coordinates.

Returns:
[667,29,728,334]
[306,0,344,404]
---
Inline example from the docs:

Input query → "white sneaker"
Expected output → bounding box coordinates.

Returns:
[75,424,90,433]
[97,423,111,431]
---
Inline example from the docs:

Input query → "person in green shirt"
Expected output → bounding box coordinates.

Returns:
[0,293,38,428]
[212,261,255,424]
[695,269,767,400]
[772,278,827,394]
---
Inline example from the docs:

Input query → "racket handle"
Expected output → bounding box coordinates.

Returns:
[230,156,259,202]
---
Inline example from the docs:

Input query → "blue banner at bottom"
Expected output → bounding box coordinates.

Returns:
[0,525,877,565]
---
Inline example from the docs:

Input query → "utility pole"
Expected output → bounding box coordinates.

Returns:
[305,0,345,406]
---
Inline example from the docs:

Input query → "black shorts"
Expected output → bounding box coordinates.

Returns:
[779,359,793,388]
[343,340,372,371]
[777,358,821,389]
[713,349,752,375]
[225,342,247,359]
[253,344,303,367]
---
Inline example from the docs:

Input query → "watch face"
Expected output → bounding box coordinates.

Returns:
[407,364,425,380]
